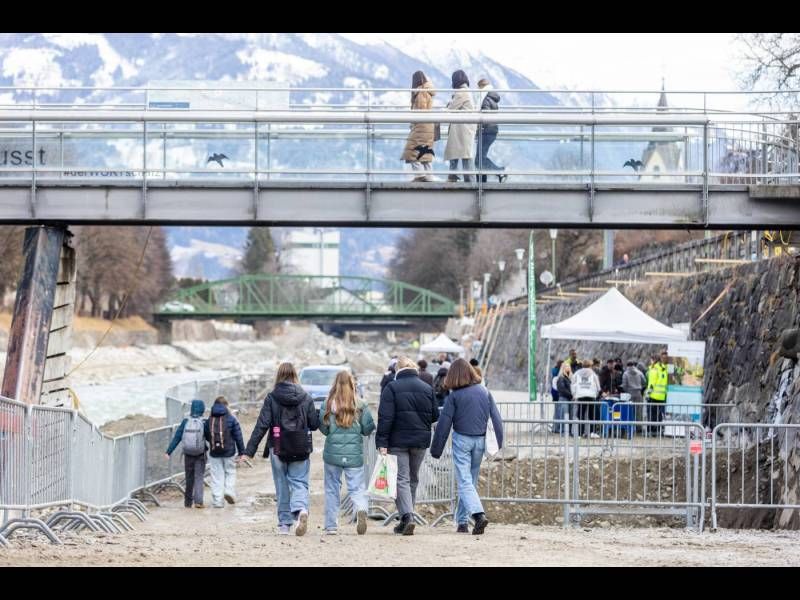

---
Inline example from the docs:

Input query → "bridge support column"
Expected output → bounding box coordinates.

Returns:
[155,321,172,345]
[1,226,68,404]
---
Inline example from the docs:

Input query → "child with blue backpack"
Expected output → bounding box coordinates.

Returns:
[165,399,208,508]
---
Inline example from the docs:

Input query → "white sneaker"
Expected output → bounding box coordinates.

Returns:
[295,511,308,537]
[324,529,338,536]
[277,524,291,535]
[590,432,600,439]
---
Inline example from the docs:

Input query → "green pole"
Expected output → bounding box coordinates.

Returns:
[528,230,537,402]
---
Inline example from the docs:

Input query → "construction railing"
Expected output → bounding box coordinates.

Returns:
[0,395,181,545]
[710,423,800,530]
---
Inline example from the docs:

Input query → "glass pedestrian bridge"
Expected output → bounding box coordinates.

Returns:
[0,86,797,228]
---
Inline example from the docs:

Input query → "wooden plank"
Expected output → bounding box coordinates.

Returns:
[40,388,71,408]
[49,304,75,331]
[53,282,76,308]
[41,379,71,394]
[46,327,72,357]
[42,354,69,383]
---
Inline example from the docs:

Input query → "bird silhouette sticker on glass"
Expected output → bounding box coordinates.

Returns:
[207,153,229,167]
[623,159,644,172]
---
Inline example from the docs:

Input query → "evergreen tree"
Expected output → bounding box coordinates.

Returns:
[242,227,277,274]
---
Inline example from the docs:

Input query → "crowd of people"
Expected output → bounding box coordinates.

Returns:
[551,349,670,436]
[403,70,506,183]
[166,355,502,538]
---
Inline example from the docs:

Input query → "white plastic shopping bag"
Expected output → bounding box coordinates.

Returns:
[368,454,398,500]
[485,419,499,458]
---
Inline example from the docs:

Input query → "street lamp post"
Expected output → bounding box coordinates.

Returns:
[549,229,558,287]
[497,260,506,298]
[515,248,525,294]
[482,272,491,314]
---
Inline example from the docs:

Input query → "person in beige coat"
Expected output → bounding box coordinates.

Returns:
[445,70,477,182]
[401,71,436,182]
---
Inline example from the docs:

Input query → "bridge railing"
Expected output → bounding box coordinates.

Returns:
[0,108,796,186]
[547,230,778,297]
[159,275,456,318]
[0,86,797,115]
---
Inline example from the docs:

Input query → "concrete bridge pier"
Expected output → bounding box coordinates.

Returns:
[1,226,74,406]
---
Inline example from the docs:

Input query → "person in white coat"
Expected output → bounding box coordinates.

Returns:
[571,360,602,438]
[445,70,477,182]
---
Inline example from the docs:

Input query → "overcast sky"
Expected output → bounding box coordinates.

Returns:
[343,33,743,93]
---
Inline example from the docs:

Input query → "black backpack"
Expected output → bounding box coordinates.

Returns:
[209,414,233,455]
[271,394,312,462]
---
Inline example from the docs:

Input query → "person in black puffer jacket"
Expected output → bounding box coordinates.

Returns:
[475,78,506,183]
[244,362,319,536]
[376,356,439,535]
[432,362,450,408]
[555,362,574,435]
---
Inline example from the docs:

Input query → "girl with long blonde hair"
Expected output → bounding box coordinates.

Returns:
[319,370,375,535]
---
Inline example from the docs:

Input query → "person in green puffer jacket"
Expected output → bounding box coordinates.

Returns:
[319,370,376,535]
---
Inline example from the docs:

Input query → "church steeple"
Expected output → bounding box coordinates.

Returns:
[657,78,668,110]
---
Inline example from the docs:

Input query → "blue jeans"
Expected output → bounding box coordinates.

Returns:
[553,399,572,434]
[270,453,310,526]
[452,431,485,525]
[323,462,367,531]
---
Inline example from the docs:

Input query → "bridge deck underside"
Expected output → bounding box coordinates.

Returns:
[0,183,797,228]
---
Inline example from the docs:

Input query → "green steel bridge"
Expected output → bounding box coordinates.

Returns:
[154,274,456,320]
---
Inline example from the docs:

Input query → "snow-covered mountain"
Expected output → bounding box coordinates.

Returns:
[0,33,596,280]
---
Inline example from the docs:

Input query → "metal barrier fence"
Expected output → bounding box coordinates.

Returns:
[495,401,734,437]
[710,423,800,530]
[0,395,182,545]
[351,428,455,527]
[484,419,705,530]
[351,414,706,531]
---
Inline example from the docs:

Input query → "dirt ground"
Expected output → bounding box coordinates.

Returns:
[3,423,800,566]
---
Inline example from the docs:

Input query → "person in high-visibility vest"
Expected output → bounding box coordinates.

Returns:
[646,351,669,435]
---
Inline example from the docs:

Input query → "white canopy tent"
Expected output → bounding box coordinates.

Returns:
[420,333,464,354]
[541,288,687,344]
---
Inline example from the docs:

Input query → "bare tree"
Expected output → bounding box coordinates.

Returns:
[738,33,800,107]
[73,226,172,319]
[0,226,25,307]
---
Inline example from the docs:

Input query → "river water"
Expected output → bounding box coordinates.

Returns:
[73,369,231,425]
